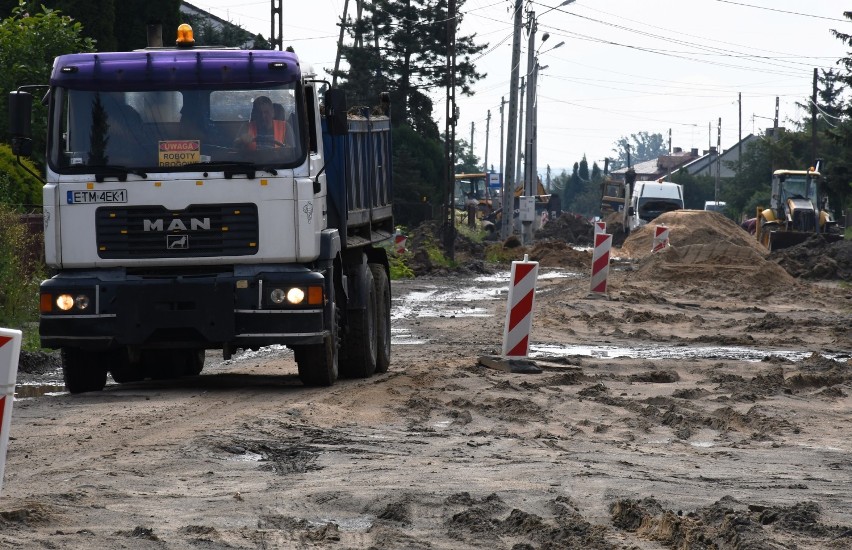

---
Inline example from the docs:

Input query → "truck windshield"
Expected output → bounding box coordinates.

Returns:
[780,175,817,204]
[637,197,682,222]
[49,84,305,174]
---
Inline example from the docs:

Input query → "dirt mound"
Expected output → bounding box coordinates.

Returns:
[620,210,766,259]
[620,210,797,292]
[528,241,591,270]
[629,242,794,290]
[769,234,852,281]
[534,213,595,245]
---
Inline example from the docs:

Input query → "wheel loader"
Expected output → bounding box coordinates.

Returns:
[755,168,843,251]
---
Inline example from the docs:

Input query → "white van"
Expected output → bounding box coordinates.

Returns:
[625,181,684,233]
[704,200,727,213]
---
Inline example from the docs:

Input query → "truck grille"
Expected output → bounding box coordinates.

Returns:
[96,204,259,259]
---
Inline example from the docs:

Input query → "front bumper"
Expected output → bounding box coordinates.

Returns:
[39,269,329,350]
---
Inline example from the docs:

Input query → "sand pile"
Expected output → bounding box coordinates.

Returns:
[620,210,767,259]
[622,211,795,290]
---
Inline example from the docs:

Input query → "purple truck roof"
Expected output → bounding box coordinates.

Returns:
[50,49,302,91]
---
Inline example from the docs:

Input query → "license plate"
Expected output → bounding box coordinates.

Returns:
[67,189,128,204]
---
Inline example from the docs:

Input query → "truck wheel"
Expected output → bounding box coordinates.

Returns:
[369,263,391,374]
[62,348,108,394]
[340,265,377,378]
[109,348,144,384]
[296,301,339,386]
[185,349,205,376]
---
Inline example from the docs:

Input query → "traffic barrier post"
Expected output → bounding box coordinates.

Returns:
[594,221,606,235]
[394,231,407,255]
[502,254,539,357]
[652,225,670,253]
[0,328,22,494]
[590,233,612,295]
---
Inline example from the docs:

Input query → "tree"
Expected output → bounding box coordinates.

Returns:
[1,1,115,51]
[454,138,480,174]
[334,0,487,138]
[0,2,95,168]
[114,0,180,51]
[610,132,667,170]
[179,12,259,49]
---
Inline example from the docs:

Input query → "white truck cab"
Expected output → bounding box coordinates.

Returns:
[625,180,684,233]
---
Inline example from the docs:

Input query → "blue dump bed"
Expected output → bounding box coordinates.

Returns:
[323,113,394,248]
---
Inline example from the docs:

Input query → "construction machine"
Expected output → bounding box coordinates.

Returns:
[755,167,843,251]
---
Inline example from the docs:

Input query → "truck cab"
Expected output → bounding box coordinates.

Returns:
[625,180,684,233]
[9,28,393,392]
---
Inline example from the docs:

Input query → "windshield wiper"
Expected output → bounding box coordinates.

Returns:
[92,165,148,182]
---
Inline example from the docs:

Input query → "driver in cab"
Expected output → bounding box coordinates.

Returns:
[235,95,288,150]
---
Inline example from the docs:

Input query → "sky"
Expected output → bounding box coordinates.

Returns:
[189,0,851,175]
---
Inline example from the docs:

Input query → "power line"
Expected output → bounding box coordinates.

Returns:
[712,0,851,22]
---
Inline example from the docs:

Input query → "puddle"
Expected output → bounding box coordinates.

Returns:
[228,451,264,463]
[15,384,66,398]
[392,269,581,321]
[531,343,836,363]
[310,516,374,532]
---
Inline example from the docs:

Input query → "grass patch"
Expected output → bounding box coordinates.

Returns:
[0,204,44,351]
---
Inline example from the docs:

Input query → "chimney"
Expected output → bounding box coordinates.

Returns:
[673,147,682,154]
[691,148,698,156]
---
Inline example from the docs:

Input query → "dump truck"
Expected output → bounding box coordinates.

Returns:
[755,168,842,251]
[8,24,393,393]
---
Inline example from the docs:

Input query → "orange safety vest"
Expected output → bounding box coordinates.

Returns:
[248,120,286,150]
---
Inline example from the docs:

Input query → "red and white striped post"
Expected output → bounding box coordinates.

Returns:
[652,225,670,253]
[394,231,407,255]
[590,232,612,295]
[502,254,539,357]
[0,328,22,494]
[594,221,606,235]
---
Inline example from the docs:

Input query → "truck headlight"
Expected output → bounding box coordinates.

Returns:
[286,287,305,305]
[269,288,287,304]
[50,293,92,312]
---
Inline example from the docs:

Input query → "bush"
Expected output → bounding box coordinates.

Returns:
[0,143,42,209]
[0,203,43,330]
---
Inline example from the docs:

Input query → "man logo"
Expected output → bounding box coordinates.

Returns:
[167,235,189,249]
[144,218,211,232]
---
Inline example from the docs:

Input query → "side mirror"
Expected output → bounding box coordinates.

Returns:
[628,207,635,216]
[324,89,348,136]
[9,91,34,156]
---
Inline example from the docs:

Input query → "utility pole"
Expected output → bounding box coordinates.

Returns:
[271,0,283,50]
[332,0,350,87]
[442,0,457,260]
[470,121,475,157]
[523,10,537,200]
[499,97,506,212]
[811,67,818,165]
[501,0,524,241]
[715,118,721,203]
[516,77,525,194]
[738,92,742,177]
[484,109,491,175]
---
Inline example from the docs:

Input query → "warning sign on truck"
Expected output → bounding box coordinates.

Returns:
[158,140,200,167]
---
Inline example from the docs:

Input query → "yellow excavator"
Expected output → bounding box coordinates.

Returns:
[755,167,842,251]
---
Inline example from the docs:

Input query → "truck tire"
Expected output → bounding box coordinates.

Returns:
[369,263,391,374]
[296,301,339,386]
[109,347,144,383]
[340,264,377,378]
[183,349,206,376]
[62,348,108,394]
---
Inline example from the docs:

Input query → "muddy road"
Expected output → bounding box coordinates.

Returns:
[2,250,851,549]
